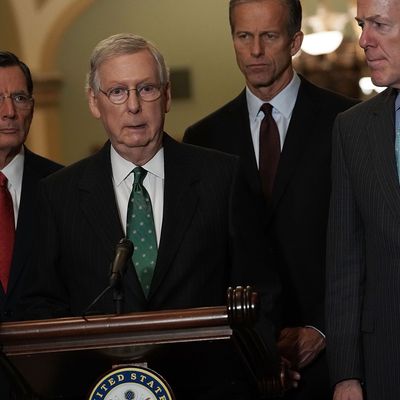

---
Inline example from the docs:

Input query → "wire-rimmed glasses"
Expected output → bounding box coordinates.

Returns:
[99,84,162,104]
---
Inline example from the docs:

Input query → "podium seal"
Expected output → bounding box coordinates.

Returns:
[88,366,174,400]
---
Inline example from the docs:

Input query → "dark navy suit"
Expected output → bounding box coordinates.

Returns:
[184,76,358,399]
[0,147,62,399]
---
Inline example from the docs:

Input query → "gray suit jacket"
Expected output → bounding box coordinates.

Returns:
[326,88,400,399]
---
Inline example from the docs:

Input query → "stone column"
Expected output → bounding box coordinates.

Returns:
[26,71,63,163]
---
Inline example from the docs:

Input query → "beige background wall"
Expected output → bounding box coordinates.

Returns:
[57,0,243,164]
[0,0,357,165]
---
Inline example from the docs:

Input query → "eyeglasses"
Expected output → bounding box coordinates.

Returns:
[99,84,162,105]
[0,93,33,110]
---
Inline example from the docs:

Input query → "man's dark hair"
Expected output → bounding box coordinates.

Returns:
[229,0,302,38]
[0,51,33,95]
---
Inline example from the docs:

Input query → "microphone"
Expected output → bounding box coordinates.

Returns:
[109,238,134,288]
[83,238,133,317]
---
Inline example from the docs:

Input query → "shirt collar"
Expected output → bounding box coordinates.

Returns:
[111,145,165,186]
[246,71,301,121]
[1,146,24,193]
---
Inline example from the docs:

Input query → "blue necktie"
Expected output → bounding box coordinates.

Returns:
[126,167,158,297]
[395,95,400,180]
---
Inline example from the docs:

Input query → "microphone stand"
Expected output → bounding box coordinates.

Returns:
[83,267,126,317]
[82,283,113,318]
[83,238,133,317]
[83,264,124,318]
[112,273,124,315]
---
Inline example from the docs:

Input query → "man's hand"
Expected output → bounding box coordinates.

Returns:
[281,357,301,390]
[277,326,325,369]
[333,379,363,400]
[263,357,300,397]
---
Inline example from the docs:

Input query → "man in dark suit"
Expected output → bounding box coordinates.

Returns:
[183,1,358,399]
[21,33,284,399]
[0,51,62,398]
[326,0,400,399]
[0,51,62,321]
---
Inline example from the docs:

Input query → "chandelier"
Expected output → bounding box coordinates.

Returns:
[301,3,353,56]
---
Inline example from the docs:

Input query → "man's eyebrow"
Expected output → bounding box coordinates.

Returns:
[356,14,385,22]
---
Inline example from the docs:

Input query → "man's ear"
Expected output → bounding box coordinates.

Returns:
[88,88,101,119]
[164,82,172,113]
[291,31,304,57]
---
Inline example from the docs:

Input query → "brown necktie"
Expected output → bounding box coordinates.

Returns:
[0,172,15,292]
[259,103,281,200]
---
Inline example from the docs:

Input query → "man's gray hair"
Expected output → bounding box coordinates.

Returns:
[86,33,169,92]
[229,0,302,38]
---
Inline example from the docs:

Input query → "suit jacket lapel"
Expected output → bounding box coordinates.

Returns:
[7,152,37,295]
[367,88,400,218]
[77,143,146,304]
[270,80,317,212]
[80,142,163,309]
[231,91,263,196]
[78,143,123,258]
[236,85,321,218]
[149,134,200,297]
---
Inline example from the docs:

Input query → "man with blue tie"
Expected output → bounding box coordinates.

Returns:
[326,0,400,398]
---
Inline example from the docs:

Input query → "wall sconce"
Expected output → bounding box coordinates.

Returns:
[301,2,350,56]
[359,77,386,96]
[301,31,343,56]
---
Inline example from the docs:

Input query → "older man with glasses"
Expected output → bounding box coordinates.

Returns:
[0,51,62,320]
[0,50,62,399]
[19,33,283,399]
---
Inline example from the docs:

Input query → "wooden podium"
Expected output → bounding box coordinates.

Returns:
[0,287,285,399]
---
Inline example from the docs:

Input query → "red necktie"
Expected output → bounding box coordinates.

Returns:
[259,103,281,201]
[0,172,15,292]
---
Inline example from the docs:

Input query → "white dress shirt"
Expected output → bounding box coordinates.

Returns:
[111,145,164,245]
[1,146,24,226]
[246,71,301,167]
